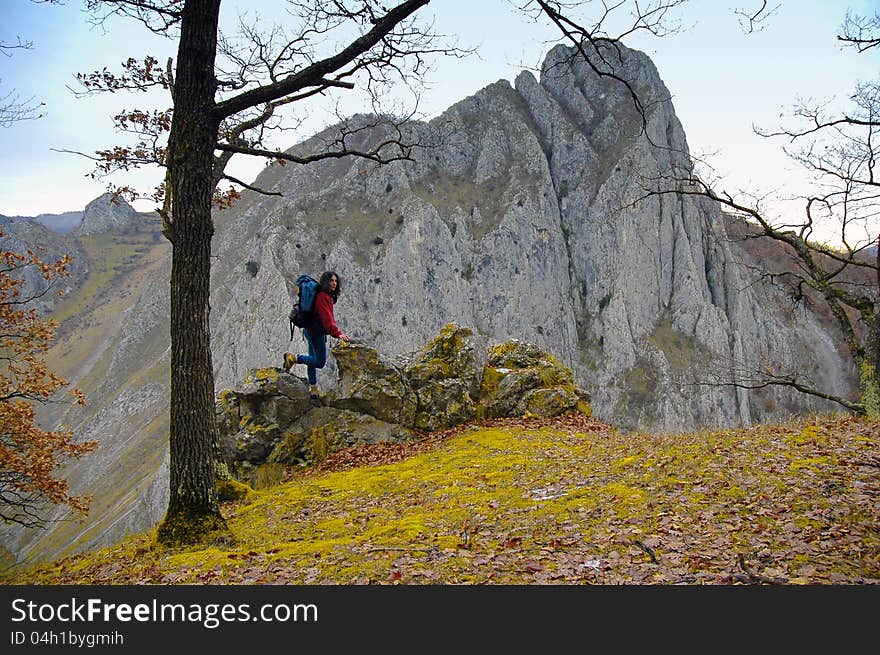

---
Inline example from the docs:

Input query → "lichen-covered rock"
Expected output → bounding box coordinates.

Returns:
[481,339,590,418]
[405,323,483,431]
[412,377,480,431]
[216,328,590,486]
[324,341,415,425]
[268,406,417,466]
[216,366,314,463]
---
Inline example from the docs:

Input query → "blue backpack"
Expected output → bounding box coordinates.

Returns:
[289,274,320,338]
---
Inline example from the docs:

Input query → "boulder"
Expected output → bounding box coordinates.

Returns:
[405,323,483,431]
[480,339,590,418]
[324,341,415,425]
[216,366,314,463]
[268,406,417,466]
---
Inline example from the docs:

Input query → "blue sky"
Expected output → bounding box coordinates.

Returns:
[1,0,878,243]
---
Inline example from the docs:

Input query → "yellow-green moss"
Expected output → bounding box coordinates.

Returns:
[788,456,832,473]
[308,426,330,462]
[575,400,593,416]
[217,478,256,502]
[487,341,521,366]
[252,463,285,489]
[409,356,457,380]
[214,461,232,482]
[217,388,236,412]
[8,415,879,585]
[155,511,232,548]
[524,387,572,416]
[268,430,306,463]
[793,516,824,530]
[244,421,278,435]
[787,424,826,447]
[719,485,747,501]
[246,367,280,384]
[481,366,506,392]
[410,324,473,381]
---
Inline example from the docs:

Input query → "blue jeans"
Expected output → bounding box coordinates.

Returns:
[296,329,327,386]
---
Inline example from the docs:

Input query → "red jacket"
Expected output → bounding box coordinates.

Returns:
[314,290,343,338]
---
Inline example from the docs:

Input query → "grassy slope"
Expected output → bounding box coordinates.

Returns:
[49,231,169,389]
[5,413,877,585]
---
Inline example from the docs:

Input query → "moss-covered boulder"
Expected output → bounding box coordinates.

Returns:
[405,323,483,431]
[324,341,416,425]
[216,477,256,502]
[480,339,590,418]
[214,327,590,487]
[268,406,418,466]
[216,366,315,464]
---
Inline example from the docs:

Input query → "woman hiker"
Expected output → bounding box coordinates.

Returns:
[283,271,350,399]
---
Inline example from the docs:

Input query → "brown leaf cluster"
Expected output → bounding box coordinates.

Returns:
[0,233,96,527]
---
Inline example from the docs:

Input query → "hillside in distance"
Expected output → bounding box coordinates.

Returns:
[0,201,171,573]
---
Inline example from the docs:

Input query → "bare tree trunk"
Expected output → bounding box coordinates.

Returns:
[156,0,228,545]
[869,239,880,419]
[861,312,880,419]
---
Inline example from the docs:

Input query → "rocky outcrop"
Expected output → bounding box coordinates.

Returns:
[481,339,589,419]
[71,193,139,236]
[0,217,86,316]
[216,324,590,486]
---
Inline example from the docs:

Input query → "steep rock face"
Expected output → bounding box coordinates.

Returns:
[208,43,856,433]
[0,218,86,316]
[0,207,171,570]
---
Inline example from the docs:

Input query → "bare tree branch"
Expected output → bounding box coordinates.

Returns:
[0,35,45,127]
[734,1,781,34]
[213,0,431,119]
[702,365,865,415]
[84,0,183,34]
[219,173,282,197]
[839,9,880,52]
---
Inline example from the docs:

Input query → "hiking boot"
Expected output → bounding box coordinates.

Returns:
[282,352,296,372]
[309,385,320,402]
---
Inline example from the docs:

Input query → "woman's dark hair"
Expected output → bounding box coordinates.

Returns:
[319,271,341,301]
